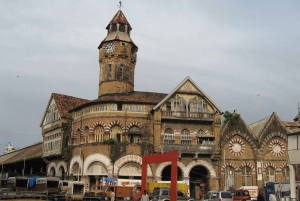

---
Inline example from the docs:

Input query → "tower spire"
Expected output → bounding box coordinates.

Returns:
[118,1,123,10]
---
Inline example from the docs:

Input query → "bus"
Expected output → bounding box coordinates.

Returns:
[264,182,300,200]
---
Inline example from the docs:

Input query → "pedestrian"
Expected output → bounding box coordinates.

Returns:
[110,190,115,201]
[257,191,264,201]
[199,191,203,199]
[141,190,149,201]
[269,190,276,201]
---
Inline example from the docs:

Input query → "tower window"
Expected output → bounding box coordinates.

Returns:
[117,103,122,111]
[119,64,124,79]
[119,24,125,32]
[107,64,112,78]
[121,42,126,46]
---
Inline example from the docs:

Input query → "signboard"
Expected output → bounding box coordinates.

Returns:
[117,179,141,187]
[257,162,262,181]
[36,178,47,184]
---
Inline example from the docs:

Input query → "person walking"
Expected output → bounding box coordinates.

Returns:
[141,190,149,201]
[110,190,115,201]
[257,191,265,201]
[269,190,276,201]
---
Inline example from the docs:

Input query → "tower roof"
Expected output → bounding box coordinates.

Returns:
[106,10,132,30]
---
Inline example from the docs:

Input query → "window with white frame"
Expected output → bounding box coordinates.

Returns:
[110,126,122,142]
[45,104,60,124]
[266,166,275,182]
[181,129,191,144]
[95,126,104,142]
[225,166,235,190]
[282,166,290,181]
[242,166,252,186]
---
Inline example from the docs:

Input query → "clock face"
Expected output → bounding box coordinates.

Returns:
[105,42,116,53]
[232,143,242,153]
[229,137,245,156]
[269,139,284,157]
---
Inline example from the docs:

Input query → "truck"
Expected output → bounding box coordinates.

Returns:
[65,181,85,201]
[34,177,60,194]
[7,176,29,191]
[238,186,258,201]
[105,179,141,200]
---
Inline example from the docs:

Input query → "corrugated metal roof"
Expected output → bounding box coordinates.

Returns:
[248,116,271,138]
[0,141,42,164]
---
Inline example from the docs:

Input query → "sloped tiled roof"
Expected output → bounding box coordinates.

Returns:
[109,10,131,28]
[294,112,300,121]
[282,121,300,127]
[52,93,90,117]
[70,91,167,112]
[0,141,42,164]
[248,116,271,138]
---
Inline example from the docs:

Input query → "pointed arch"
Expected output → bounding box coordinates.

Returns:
[126,122,142,132]
[69,155,84,175]
[90,121,107,133]
[47,162,56,176]
[259,132,287,155]
[56,161,67,176]
[240,162,254,171]
[263,162,277,170]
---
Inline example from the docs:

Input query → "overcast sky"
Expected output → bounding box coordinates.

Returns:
[0,1,299,149]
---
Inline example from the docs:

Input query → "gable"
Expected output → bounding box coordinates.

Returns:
[153,76,222,113]
[40,97,60,127]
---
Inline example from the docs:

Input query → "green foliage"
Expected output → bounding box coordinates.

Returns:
[223,111,240,125]
[103,138,116,145]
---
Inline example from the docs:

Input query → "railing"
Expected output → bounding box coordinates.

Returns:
[161,111,214,120]
[161,143,215,155]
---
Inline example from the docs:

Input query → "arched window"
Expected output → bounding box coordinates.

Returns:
[241,166,252,186]
[81,127,88,144]
[225,166,235,190]
[76,130,81,145]
[266,166,275,182]
[49,167,56,177]
[95,126,104,142]
[282,166,290,181]
[110,126,122,142]
[164,128,174,144]
[128,126,141,143]
[181,129,191,144]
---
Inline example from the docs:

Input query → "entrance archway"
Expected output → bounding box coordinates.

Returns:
[189,165,209,200]
[161,165,183,181]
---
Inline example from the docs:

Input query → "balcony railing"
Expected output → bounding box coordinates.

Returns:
[161,143,215,155]
[161,111,214,121]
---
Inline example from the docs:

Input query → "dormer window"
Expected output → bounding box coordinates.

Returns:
[119,24,125,32]
[111,23,117,32]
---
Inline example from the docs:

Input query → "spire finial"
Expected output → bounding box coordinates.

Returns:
[118,1,123,10]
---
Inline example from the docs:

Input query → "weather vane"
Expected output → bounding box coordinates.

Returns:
[118,1,123,10]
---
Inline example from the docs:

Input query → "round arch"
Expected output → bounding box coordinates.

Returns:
[47,162,56,176]
[186,160,217,178]
[83,153,112,176]
[155,161,186,178]
[69,155,83,175]
[56,161,67,176]
[114,155,153,177]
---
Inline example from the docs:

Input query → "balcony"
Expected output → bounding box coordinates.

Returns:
[161,142,215,155]
[161,111,214,121]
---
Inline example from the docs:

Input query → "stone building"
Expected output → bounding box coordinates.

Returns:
[37,7,300,199]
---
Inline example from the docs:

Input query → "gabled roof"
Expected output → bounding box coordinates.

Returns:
[248,112,286,139]
[70,91,168,112]
[153,76,222,113]
[0,141,42,164]
[40,93,90,126]
[282,121,300,134]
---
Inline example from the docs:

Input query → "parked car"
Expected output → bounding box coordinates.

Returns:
[151,188,194,201]
[203,191,233,201]
[231,190,251,201]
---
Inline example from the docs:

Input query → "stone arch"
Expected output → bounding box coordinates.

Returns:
[186,160,217,178]
[47,162,56,176]
[260,133,287,155]
[263,162,277,170]
[221,132,258,156]
[74,127,82,137]
[114,154,152,177]
[56,161,67,176]
[156,161,186,178]
[161,124,176,134]
[126,122,142,132]
[83,153,112,176]
[69,155,83,175]
[221,162,238,172]
[240,162,255,173]
[107,120,126,133]
[280,163,289,170]
[90,121,107,133]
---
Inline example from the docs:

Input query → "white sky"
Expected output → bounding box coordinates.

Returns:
[0,1,299,149]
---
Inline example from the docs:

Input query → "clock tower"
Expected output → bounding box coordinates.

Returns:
[98,9,138,97]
